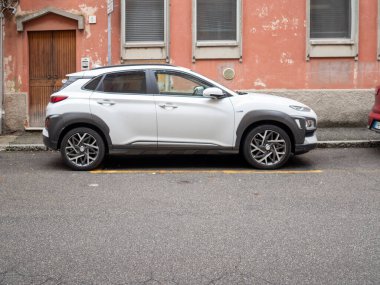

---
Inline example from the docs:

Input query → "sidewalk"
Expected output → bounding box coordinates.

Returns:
[0,128,380,151]
[0,131,46,151]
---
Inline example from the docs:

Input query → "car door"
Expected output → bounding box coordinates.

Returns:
[89,70,157,147]
[152,70,235,148]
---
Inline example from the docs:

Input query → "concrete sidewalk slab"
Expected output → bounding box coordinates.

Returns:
[0,131,45,151]
[316,127,380,141]
[0,135,17,145]
[316,127,380,148]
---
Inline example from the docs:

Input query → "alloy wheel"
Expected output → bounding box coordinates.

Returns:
[64,132,99,167]
[249,129,287,166]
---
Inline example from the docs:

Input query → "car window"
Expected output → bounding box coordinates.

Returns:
[83,76,102,91]
[155,71,212,96]
[101,71,146,94]
[59,76,82,91]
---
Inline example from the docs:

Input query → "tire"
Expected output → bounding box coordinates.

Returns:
[60,127,105,171]
[242,125,291,170]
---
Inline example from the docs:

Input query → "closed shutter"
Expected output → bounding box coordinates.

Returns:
[125,0,165,42]
[197,0,237,41]
[310,0,351,39]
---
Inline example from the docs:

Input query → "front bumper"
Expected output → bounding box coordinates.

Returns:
[294,132,317,155]
[368,111,380,133]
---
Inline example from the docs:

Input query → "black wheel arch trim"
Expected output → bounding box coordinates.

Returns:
[45,113,111,150]
[235,110,306,149]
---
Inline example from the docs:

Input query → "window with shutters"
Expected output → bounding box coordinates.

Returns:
[197,0,237,42]
[192,0,242,61]
[306,0,359,60]
[121,0,169,61]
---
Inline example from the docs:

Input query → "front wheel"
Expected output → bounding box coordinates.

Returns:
[242,125,291,170]
[60,127,105,171]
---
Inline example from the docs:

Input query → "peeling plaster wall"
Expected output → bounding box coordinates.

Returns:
[3,0,121,132]
[170,0,380,90]
[161,0,380,128]
[2,0,380,132]
[5,0,380,92]
[12,0,121,74]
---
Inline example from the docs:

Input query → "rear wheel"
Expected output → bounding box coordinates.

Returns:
[60,127,105,171]
[242,125,291,170]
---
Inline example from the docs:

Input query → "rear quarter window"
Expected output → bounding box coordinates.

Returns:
[59,76,82,91]
[83,76,103,91]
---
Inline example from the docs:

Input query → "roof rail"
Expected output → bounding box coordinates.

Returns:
[92,63,174,70]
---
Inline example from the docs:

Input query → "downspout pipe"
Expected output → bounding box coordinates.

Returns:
[0,11,4,135]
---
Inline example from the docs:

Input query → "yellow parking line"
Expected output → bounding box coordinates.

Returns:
[90,169,323,174]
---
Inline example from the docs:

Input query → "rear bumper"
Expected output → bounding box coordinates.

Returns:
[295,133,317,155]
[43,128,59,150]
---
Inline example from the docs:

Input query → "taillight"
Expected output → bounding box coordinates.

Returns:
[376,87,380,97]
[50,96,68,103]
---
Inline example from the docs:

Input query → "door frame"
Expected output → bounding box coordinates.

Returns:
[18,10,82,129]
[27,30,77,129]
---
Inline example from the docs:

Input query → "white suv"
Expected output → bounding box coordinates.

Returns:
[43,65,317,170]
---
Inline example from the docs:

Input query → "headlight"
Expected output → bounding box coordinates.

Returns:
[305,119,316,130]
[293,118,317,130]
[290,105,311,112]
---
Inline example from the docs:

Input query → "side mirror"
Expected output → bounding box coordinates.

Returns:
[203,87,225,99]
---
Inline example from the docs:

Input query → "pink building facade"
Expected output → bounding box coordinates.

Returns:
[2,0,379,132]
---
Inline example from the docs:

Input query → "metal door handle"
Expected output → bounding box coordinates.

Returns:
[159,103,178,109]
[97,100,116,106]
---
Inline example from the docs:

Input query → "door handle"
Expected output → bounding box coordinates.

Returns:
[97,99,116,106]
[159,103,178,109]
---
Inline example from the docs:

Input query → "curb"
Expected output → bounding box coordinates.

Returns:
[317,140,380,148]
[0,144,47,151]
[1,141,380,151]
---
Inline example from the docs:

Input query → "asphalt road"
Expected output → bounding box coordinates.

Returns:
[0,149,379,285]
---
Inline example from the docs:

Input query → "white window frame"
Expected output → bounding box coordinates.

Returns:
[121,0,170,62]
[306,0,359,60]
[192,0,243,62]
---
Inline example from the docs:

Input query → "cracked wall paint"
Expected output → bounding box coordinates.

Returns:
[4,56,17,93]
[255,5,270,18]
[18,75,22,89]
[92,52,104,68]
[254,79,267,88]
[80,4,97,39]
[262,16,300,33]
[4,56,12,80]
[68,4,99,39]
[280,52,294,65]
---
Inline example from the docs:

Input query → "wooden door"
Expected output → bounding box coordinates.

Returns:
[28,30,76,127]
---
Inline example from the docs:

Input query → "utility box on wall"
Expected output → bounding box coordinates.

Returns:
[81,57,90,70]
